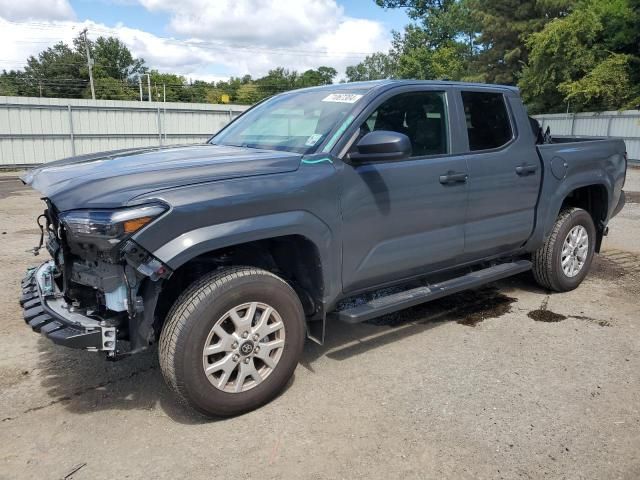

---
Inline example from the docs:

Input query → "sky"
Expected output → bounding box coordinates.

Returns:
[0,0,409,82]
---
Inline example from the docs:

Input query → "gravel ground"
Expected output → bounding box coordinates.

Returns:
[0,169,639,480]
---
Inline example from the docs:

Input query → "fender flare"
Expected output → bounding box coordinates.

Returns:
[527,177,611,250]
[151,210,340,304]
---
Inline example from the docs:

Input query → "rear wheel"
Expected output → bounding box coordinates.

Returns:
[532,207,596,292]
[159,267,305,417]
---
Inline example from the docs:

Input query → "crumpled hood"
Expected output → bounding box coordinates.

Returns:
[22,144,302,211]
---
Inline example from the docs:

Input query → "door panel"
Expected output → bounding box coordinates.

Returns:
[458,91,540,261]
[339,89,468,293]
[341,156,468,292]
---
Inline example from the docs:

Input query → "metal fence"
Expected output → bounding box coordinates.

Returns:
[0,96,249,167]
[2,97,638,166]
[533,110,640,161]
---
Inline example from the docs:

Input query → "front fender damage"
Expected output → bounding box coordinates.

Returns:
[117,242,172,357]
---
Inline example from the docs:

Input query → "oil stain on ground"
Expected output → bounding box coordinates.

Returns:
[528,295,566,323]
[527,309,567,322]
[363,286,517,327]
[528,296,611,326]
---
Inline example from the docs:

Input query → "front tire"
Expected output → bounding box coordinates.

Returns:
[159,267,305,417]
[532,207,596,292]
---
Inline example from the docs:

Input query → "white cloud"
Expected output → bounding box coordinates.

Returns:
[0,0,74,21]
[134,0,390,77]
[0,1,390,81]
[139,0,344,47]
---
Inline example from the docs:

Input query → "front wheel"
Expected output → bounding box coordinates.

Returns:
[159,267,305,417]
[532,207,596,292]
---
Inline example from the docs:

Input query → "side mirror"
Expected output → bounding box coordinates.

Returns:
[349,130,412,163]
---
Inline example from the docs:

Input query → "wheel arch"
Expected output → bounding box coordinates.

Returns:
[557,184,608,252]
[529,180,611,254]
[148,212,336,343]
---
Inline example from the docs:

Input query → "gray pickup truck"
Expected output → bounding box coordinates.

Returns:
[20,80,627,416]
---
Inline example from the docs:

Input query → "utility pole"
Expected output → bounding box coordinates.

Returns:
[138,73,152,102]
[81,28,96,100]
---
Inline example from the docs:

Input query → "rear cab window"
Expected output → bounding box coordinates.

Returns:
[461,91,513,151]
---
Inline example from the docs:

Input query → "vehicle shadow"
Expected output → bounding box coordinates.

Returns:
[34,339,213,424]
[300,273,539,370]
[35,272,541,423]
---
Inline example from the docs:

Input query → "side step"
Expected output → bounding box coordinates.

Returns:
[335,260,532,324]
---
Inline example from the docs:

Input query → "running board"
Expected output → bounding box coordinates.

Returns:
[335,260,532,324]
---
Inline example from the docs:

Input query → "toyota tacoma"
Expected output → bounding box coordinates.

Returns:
[19,80,627,417]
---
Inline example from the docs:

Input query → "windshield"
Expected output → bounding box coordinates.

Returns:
[210,89,368,154]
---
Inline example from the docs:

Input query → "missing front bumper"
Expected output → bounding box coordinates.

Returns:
[20,261,117,353]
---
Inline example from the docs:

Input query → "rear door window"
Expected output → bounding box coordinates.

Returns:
[461,91,513,151]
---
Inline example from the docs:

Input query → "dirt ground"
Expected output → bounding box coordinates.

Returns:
[1,168,639,480]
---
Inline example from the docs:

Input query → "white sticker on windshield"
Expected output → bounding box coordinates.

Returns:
[305,133,323,146]
[322,93,363,104]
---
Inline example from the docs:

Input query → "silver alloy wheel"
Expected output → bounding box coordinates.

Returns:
[202,302,286,393]
[561,225,589,278]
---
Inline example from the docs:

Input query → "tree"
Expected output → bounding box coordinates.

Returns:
[0,70,25,96]
[469,0,575,85]
[235,83,263,104]
[91,36,146,80]
[389,25,470,80]
[559,54,640,111]
[298,66,337,87]
[148,71,188,102]
[0,33,147,99]
[345,52,395,81]
[375,0,478,81]
[91,77,139,100]
[519,0,640,112]
[22,40,87,98]
[377,0,577,84]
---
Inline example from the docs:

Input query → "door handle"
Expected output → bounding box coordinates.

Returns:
[439,171,468,185]
[516,163,538,176]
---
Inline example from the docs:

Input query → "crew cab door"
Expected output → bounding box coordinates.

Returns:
[455,89,540,261]
[340,88,468,293]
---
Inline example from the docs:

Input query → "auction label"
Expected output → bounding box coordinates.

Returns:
[322,93,363,104]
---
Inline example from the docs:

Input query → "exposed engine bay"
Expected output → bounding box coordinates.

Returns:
[25,199,172,358]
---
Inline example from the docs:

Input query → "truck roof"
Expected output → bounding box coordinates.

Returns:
[290,79,520,94]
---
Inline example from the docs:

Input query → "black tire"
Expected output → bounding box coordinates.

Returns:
[532,207,596,292]
[159,267,305,417]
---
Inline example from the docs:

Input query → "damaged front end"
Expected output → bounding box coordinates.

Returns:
[20,200,172,359]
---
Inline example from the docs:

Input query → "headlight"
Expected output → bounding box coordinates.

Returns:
[59,204,167,246]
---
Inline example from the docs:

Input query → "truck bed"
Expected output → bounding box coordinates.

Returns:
[531,136,627,249]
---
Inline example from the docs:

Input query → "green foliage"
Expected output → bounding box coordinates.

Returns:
[368,0,639,112]
[235,83,263,104]
[520,0,640,112]
[345,52,395,81]
[91,77,139,100]
[352,1,477,82]
[2,1,638,111]
[0,30,339,104]
[0,34,146,99]
[92,37,146,80]
[22,40,87,98]
[559,54,640,110]
[0,70,25,96]
[469,0,575,85]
